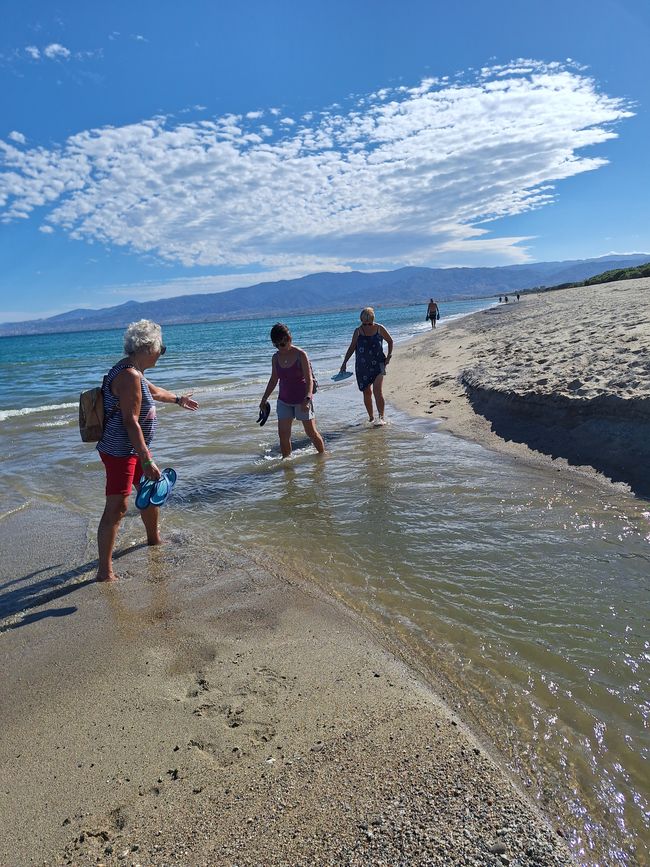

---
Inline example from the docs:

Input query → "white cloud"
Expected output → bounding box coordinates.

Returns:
[43,43,71,60]
[0,61,634,275]
[8,131,26,145]
[25,46,40,60]
[39,224,54,233]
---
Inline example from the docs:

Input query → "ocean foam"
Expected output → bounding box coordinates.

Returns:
[0,402,77,421]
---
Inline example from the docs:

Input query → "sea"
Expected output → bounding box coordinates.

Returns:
[1,300,648,865]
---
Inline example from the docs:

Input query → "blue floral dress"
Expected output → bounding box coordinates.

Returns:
[355,327,386,390]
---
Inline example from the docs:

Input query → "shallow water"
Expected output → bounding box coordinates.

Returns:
[1,303,648,865]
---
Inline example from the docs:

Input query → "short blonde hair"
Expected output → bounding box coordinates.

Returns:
[123,320,164,355]
[360,307,375,324]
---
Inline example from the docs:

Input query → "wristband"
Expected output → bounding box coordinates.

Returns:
[142,458,154,467]
[175,395,182,405]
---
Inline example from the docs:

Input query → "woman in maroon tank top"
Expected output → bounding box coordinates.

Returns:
[259,323,325,458]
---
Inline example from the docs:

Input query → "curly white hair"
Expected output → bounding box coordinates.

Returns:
[123,320,164,355]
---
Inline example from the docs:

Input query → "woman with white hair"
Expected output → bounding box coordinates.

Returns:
[96,319,198,582]
[339,307,394,425]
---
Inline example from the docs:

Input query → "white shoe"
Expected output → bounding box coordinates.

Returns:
[374,416,386,427]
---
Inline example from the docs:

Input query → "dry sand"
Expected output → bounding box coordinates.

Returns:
[387,277,650,497]
[0,503,571,866]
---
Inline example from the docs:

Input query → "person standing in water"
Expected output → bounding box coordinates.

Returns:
[426,298,439,328]
[259,323,325,459]
[339,307,394,425]
[96,319,199,582]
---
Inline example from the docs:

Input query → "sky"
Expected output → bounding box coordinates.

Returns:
[1,0,649,322]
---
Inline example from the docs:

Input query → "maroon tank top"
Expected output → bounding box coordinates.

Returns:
[276,354,308,403]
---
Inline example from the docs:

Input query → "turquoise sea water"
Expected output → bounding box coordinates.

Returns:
[1,300,648,865]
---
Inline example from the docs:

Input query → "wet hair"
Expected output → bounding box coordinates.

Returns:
[360,307,375,324]
[123,319,164,355]
[270,322,291,344]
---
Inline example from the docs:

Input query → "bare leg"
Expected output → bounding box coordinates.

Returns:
[373,375,385,419]
[97,494,128,581]
[278,418,293,458]
[139,503,162,545]
[363,386,374,421]
[301,419,325,453]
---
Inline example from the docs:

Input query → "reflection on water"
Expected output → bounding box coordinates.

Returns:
[1,309,649,865]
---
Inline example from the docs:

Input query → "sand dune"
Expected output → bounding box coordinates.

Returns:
[389,278,650,496]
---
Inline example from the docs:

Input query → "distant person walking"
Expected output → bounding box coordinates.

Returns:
[339,307,394,425]
[259,323,325,459]
[426,298,439,328]
[516,293,520,301]
[96,319,199,582]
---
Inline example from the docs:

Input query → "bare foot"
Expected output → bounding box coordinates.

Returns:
[147,536,165,546]
[96,571,118,582]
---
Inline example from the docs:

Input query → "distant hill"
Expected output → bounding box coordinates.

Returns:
[2,254,649,336]
[543,260,650,291]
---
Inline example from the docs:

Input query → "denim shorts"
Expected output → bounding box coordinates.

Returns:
[276,397,315,421]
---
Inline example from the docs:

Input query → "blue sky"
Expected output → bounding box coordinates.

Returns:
[1,0,648,322]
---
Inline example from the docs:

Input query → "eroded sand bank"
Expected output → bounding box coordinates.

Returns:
[0,504,571,866]
[388,277,650,497]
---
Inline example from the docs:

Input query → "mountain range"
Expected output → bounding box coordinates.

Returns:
[2,254,648,337]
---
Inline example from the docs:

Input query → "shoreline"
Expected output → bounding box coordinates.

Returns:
[387,277,650,498]
[0,503,571,866]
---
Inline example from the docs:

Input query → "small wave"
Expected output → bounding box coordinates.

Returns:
[35,419,74,428]
[0,402,77,421]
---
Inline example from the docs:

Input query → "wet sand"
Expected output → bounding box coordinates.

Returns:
[0,503,571,866]
[387,277,650,497]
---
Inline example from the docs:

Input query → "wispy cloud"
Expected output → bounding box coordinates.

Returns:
[25,45,41,60]
[8,131,26,145]
[0,60,634,276]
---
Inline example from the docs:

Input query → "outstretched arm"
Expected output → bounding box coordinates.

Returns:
[147,381,199,411]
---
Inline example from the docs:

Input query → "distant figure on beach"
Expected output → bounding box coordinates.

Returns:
[426,298,439,328]
[504,295,509,303]
[339,307,394,425]
[498,296,502,303]
[259,323,325,459]
[95,319,199,582]
[516,293,520,301]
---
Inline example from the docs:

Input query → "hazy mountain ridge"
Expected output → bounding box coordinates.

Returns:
[2,255,648,336]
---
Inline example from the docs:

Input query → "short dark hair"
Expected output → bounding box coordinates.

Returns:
[270,322,291,344]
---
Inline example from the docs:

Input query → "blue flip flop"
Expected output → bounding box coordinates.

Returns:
[135,476,157,510]
[149,468,177,507]
[257,401,271,426]
[331,370,353,382]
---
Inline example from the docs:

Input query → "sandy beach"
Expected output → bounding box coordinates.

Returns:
[388,277,650,497]
[0,501,571,866]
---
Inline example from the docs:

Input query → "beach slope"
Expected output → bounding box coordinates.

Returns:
[0,504,570,866]
[388,278,650,496]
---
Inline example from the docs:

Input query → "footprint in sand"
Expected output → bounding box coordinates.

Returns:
[186,672,210,699]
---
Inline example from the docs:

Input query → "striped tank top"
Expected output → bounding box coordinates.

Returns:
[96,361,157,457]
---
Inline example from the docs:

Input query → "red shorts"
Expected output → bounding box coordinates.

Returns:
[99,452,144,497]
